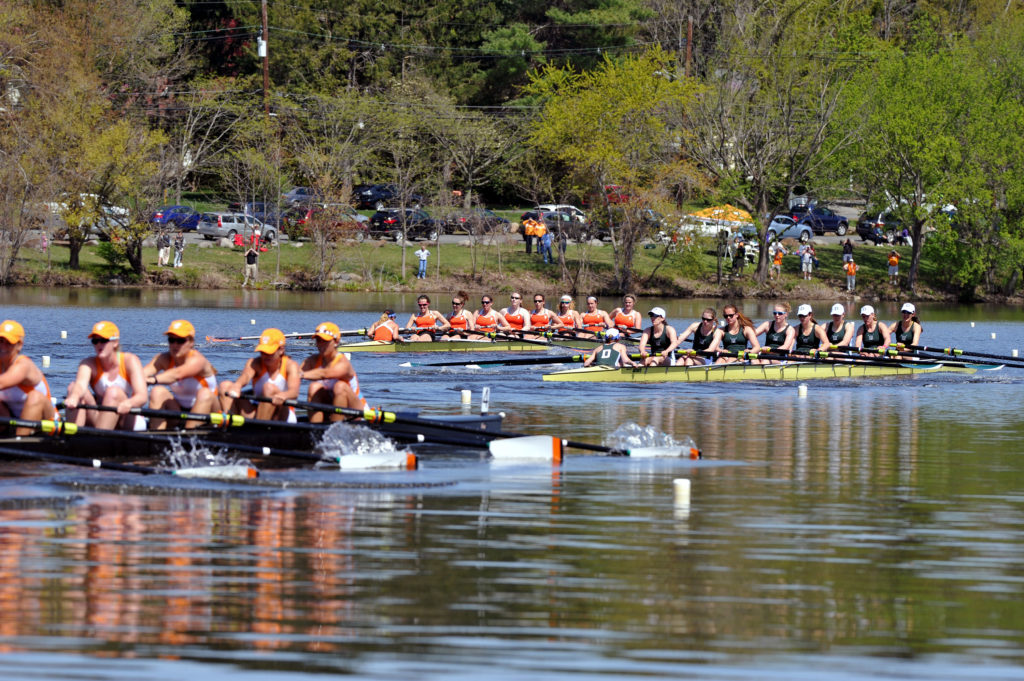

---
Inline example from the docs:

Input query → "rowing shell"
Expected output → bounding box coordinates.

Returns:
[542,361,998,383]
[339,338,593,353]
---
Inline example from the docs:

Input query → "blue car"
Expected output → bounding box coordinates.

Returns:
[150,205,200,231]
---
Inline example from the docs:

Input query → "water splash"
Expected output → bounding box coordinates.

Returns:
[162,435,252,469]
[315,422,404,462]
[604,423,696,452]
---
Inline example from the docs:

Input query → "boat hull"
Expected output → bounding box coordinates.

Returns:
[339,338,595,353]
[542,361,991,383]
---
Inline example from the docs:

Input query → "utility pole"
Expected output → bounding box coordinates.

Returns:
[260,0,270,117]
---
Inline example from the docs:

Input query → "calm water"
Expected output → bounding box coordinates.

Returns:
[0,288,1022,680]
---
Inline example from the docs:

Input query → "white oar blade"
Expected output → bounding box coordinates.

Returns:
[399,362,413,368]
[173,465,259,479]
[626,446,700,459]
[337,451,418,470]
[489,436,563,463]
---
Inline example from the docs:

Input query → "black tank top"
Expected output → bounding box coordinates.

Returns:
[764,323,788,349]
[827,321,848,344]
[692,324,715,351]
[795,325,818,351]
[648,328,672,353]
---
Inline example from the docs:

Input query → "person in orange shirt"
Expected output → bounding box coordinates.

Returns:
[843,258,858,292]
[143,319,218,429]
[525,293,563,339]
[218,328,302,422]
[300,322,367,422]
[0,320,56,435]
[770,243,787,280]
[609,294,643,338]
[65,321,149,430]
[405,295,450,342]
[368,310,402,342]
[888,250,900,285]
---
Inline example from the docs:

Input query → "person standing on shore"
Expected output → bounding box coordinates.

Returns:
[157,231,171,267]
[843,257,857,292]
[173,231,185,268]
[415,245,430,279]
[842,238,854,264]
[888,249,900,285]
[242,245,259,287]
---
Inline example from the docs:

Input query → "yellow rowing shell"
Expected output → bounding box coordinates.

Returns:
[339,338,593,353]
[542,361,989,383]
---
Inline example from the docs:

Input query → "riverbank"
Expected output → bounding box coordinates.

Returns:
[8,235,1007,303]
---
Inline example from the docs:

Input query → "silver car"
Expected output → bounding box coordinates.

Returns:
[197,212,274,242]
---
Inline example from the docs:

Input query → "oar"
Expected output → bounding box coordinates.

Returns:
[206,330,326,343]
[895,343,1022,363]
[896,348,1019,369]
[401,352,645,368]
[0,444,258,479]
[698,348,965,369]
[488,435,701,462]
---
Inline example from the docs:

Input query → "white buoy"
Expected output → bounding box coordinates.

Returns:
[481,386,491,414]
[460,389,472,405]
[797,383,808,398]
[992,333,996,340]
[41,355,50,368]
[971,322,975,328]
[673,478,691,506]
[1013,350,1018,358]
[251,319,256,325]
[60,330,67,339]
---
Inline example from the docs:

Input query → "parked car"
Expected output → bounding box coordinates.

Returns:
[764,214,813,243]
[356,184,423,211]
[535,204,587,224]
[368,208,438,242]
[789,203,849,235]
[48,193,130,239]
[281,187,321,206]
[856,208,901,244]
[197,212,274,242]
[520,209,588,240]
[149,205,200,231]
[227,202,284,229]
[281,205,369,241]
[444,209,510,235]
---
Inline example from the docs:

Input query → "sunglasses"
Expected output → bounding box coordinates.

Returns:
[482,300,492,305]
[91,337,109,345]
[534,299,544,303]
[168,337,187,345]
[452,301,463,306]
[418,303,429,306]
[773,311,786,316]
[511,296,521,300]
[902,310,913,314]
[701,317,715,323]
[724,313,737,319]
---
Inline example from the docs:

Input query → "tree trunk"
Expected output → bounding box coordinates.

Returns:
[126,240,143,275]
[907,219,925,292]
[67,237,84,269]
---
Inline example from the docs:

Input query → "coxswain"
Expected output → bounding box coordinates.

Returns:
[753,303,796,361]
[583,328,639,368]
[64,321,148,430]
[855,305,891,352]
[405,295,450,342]
[609,294,643,338]
[472,295,510,339]
[707,304,761,364]
[143,319,218,430]
[580,296,614,338]
[793,305,829,354]
[824,303,855,348]
[499,292,531,334]
[554,295,583,335]
[217,328,301,422]
[888,302,923,349]
[442,291,475,340]
[368,310,402,342]
[300,322,367,422]
[0,320,56,436]
[638,307,678,366]
[525,293,563,339]
[670,307,719,366]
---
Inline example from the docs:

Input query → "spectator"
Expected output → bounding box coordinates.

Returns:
[157,231,171,267]
[842,238,854,264]
[731,240,746,275]
[800,243,815,280]
[769,242,787,280]
[173,231,185,268]
[888,249,900,285]
[522,218,540,254]
[242,246,259,287]
[843,257,857,292]
[540,226,553,264]
[415,244,430,279]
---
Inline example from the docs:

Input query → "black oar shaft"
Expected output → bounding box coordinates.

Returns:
[0,444,163,474]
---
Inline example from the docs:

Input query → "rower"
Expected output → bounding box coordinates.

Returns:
[554,295,582,335]
[580,296,613,339]
[824,303,855,348]
[0,320,57,436]
[638,307,678,366]
[143,319,218,430]
[300,322,366,423]
[609,294,643,338]
[499,292,531,334]
[368,309,401,342]
[472,295,510,338]
[793,304,829,354]
[670,307,718,366]
[888,302,923,348]
[855,305,891,352]
[217,327,301,422]
[707,304,761,364]
[754,303,796,361]
[442,291,475,340]
[405,295,450,342]
[583,328,639,368]
[64,321,148,430]
[526,293,563,339]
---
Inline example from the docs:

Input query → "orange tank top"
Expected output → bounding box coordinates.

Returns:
[476,312,497,329]
[557,312,575,327]
[373,323,396,342]
[448,312,468,330]
[414,313,436,329]
[505,310,525,330]
[582,312,604,332]
[530,312,550,328]
[614,311,635,330]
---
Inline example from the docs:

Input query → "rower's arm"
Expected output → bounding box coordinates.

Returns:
[745,326,762,353]
[0,357,29,391]
[64,361,95,407]
[123,354,150,409]
[434,311,451,331]
[662,327,680,356]
[638,331,651,356]
[549,313,564,328]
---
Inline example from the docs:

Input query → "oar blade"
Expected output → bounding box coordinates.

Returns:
[625,446,702,459]
[488,435,563,463]
[337,451,419,470]
[172,465,260,479]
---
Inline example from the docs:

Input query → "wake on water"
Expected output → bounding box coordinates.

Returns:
[604,422,697,452]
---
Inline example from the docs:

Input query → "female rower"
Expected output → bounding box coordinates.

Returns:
[670,307,719,366]
[554,295,582,334]
[706,304,760,364]
[855,305,891,352]
[583,328,640,368]
[368,309,401,342]
[300,322,367,422]
[499,292,531,334]
[0,320,56,436]
[65,321,148,430]
[609,294,643,338]
[144,319,218,430]
[442,291,475,340]
[405,295,450,342]
[638,307,678,366]
[793,305,829,354]
[888,303,923,348]
[217,328,302,422]
[754,302,796,359]
[526,293,563,339]
[472,295,510,338]
[824,303,855,348]
[580,296,614,339]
